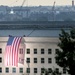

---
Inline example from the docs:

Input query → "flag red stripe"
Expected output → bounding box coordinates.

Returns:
[5,37,22,66]
[13,37,18,66]
[15,37,21,66]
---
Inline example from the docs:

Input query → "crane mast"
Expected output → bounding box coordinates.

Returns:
[72,0,74,7]
[9,0,29,19]
[20,0,29,19]
[52,1,56,21]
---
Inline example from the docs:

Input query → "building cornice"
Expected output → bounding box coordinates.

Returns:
[0,21,74,30]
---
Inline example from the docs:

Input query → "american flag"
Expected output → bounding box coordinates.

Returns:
[5,36,22,66]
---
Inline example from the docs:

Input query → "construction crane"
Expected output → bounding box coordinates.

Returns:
[21,0,26,8]
[20,0,29,18]
[16,0,29,19]
[51,1,56,21]
[8,0,27,14]
[9,0,20,14]
[72,0,74,7]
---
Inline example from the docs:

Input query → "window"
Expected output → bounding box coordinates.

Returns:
[19,68,23,73]
[56,58,59,63]
[0,57,2,63]
[0,48,2,54]
[56,68,59,73]
[34,68,37,73]
[55,49,59,54]
[0,67,2,73]
[6,67,9,73]
[48,68,52,73]
[34,58,37,63]
[48,58,52,63]
[63,68,66,74]
[26,68,30,73]
[12,68,16,73]
[34,48,37,54]
[41,68,44,73]
[41,58,44,63]
[26,58,30,63]
[41,49,44,54]
[27,49,30,54]
[48,49,52,54]
[19,48,23,54]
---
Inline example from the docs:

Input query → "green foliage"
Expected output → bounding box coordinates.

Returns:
[70,29,75,39]
[43,68,50,75]
[56,28,75,75]
[43,68,61,75]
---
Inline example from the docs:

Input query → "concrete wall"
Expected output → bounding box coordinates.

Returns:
[0,37,69,75]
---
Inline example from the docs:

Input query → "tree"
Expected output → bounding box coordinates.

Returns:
[43,68,50,75]
[43,67,61,75]
[55,29,75,75]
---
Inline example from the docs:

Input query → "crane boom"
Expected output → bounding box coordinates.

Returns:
[52,1,56,11]
[51,1,56,21]
[21,0,26,7]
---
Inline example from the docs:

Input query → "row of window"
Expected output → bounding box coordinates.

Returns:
[0,67,66,74]
[26,48,59,54]
[0,67,23,73]
[26,58,52,63]
[0,57,59,64]
[0,48,59,54]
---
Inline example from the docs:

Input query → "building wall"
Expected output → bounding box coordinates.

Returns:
[0,37,69,75]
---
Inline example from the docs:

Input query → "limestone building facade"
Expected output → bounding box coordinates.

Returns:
[0,21,74,75]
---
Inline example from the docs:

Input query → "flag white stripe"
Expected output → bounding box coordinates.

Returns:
[5,37,22,66]
[15,37,22,66]
[14,37,19,66]
[12,37,22,66]
[12,37,18,66]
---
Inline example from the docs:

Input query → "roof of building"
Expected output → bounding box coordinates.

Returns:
[0,21,74,30]
[0,21,74,37]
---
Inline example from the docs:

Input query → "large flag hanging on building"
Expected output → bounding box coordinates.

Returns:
[5,36,22,66]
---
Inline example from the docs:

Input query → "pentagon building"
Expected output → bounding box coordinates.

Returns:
[0,21,74,75]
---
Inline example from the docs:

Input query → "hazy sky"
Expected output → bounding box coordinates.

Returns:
[0,0,73,6]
